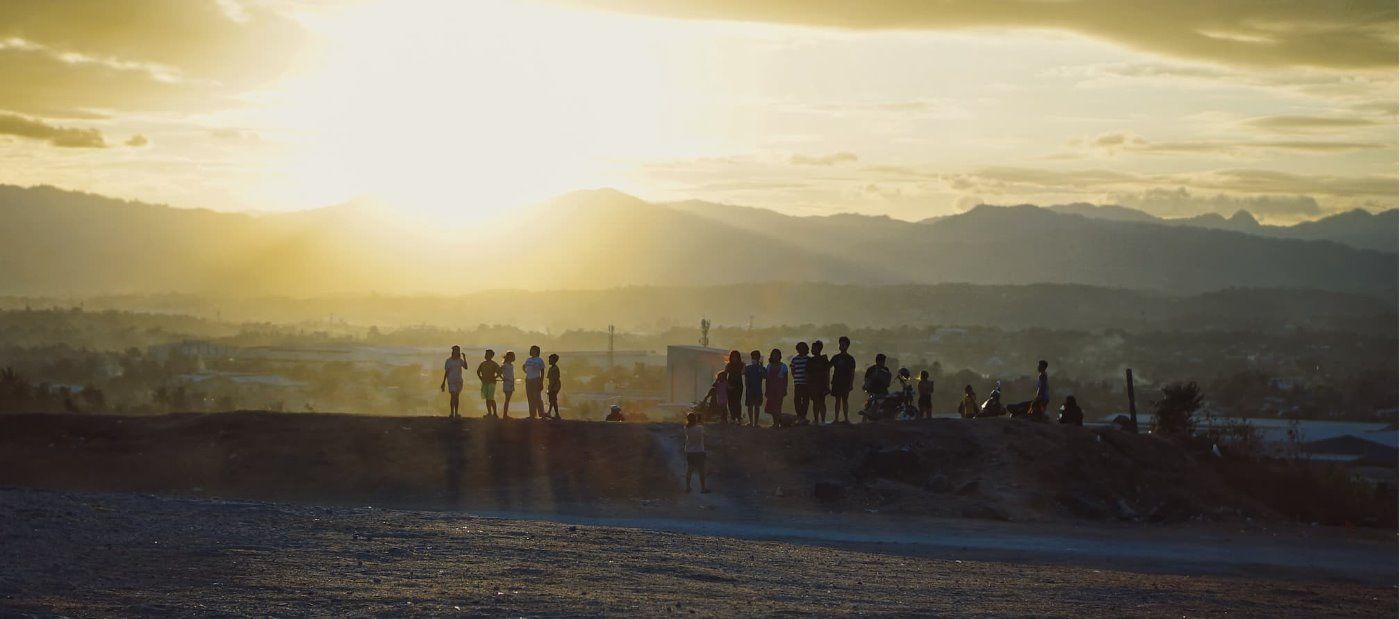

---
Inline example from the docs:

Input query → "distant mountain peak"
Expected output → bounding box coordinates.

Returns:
[547,187,646,207]
[1228,210,1259,226]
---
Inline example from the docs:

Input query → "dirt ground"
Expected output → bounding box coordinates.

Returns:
[0,412,1395,616]
[0,411,1331,523]
[0,488,1393,617]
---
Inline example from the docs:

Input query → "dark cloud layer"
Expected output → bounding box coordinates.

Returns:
[0,113,105,147]
[560,0,1398,68]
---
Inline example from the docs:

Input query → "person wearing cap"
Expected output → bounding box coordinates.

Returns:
[523,345,546,420]
[440,345,468,419]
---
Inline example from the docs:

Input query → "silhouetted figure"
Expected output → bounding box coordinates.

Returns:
[523,345,546,420]
[546,353,562,420]
[808,340,831,424]
[917,369,933,419]
[606,403,625,422]
[476,349,501,418]
[743,350,766,427]
[791,342,811,422]
[440,345,468,418]
[709,370,729,420]
[830,336,856,423]
[684,412,709,494]
[764,348,789,428]
[500,351,517,419]
[863,353,892,397]
[1030,360,1050,421]
[959,384,978,419]
[724,350,744,424]
[1059,395,1083,426]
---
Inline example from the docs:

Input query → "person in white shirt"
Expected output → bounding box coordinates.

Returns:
[440,345,468,419]
[523,345,547,420]
[683,412,710,494]
[500,351,517,419]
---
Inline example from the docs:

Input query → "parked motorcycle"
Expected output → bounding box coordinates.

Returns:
[976,381,1007,417]
[861,368,919,421]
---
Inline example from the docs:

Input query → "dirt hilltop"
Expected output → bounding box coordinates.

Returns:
[0,411,1344,525]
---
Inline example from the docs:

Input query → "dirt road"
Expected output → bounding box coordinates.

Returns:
[0,488,1393,617]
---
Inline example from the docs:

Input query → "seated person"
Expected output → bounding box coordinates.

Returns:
[605,404,626,422]
[1058,395,1084,426]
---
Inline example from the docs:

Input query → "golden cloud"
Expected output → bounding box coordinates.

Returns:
[559,0,1398,68]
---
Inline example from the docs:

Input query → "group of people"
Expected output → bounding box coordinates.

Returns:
[706,345,1081,427]
[707,336,859,427]
[440,345,562,420]
[438,337,1082,430]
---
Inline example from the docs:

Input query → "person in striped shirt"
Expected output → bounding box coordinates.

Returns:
[790,341,811,423]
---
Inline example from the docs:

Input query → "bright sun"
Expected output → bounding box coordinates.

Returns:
[258,0,699,220]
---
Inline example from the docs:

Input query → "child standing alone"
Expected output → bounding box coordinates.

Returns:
[917,369,934,419]
[683,412,710,494]
[546,353,562,420]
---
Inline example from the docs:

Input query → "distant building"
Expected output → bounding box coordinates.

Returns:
[666,345,728,404]
[147,340,232,361]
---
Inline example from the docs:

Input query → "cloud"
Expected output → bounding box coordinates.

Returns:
[210,128,261,142]
[0,112,105,147]
[1045,61,1397,105]
[556,0,1398,68]
[1108,187,1323,219]
[1070,131,1385,158]
[789,151,858,166]
[125,134,149,147]
[1190,169,1397,197]
[0,1,308,116]
[1244,115,1380,132]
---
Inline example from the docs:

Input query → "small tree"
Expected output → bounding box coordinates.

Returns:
[1152,381,1203,435]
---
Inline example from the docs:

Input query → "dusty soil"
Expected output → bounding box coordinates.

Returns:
[0,488,1394,617]
[0,412,1314,524]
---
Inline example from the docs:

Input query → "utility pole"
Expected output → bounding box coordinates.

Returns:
[1125,367,1139,433]
[607,324,615,370]
[699,318,711,348]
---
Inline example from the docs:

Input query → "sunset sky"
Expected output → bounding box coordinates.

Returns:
[0,0,1395,223]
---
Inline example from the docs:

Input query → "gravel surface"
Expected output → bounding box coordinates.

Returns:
[1,488,1393,617]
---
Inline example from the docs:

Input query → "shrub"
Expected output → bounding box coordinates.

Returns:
[1152,381,1203,435]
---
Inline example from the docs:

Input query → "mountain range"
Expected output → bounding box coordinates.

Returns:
[1042,202,1397,252]
[0,184,1393,296]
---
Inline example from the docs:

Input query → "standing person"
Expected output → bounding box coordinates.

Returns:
[546,353,562,420]
[917,369,934,420]
[440,345,468,419]
[830,336,856,424]
[807,340,831,425]
[523,345,546,420]
[1031,360,1050,421]
[724,350,745,425]
[763,348,789,428]
[683,413,710,494]
[476,349,501,418]
[790,342,811,423]
[959,384,978,419]
[500,351,517,419]
[709,371,729,421]
[743,350,766,427]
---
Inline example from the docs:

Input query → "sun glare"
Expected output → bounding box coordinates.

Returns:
[262,0,701,220]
